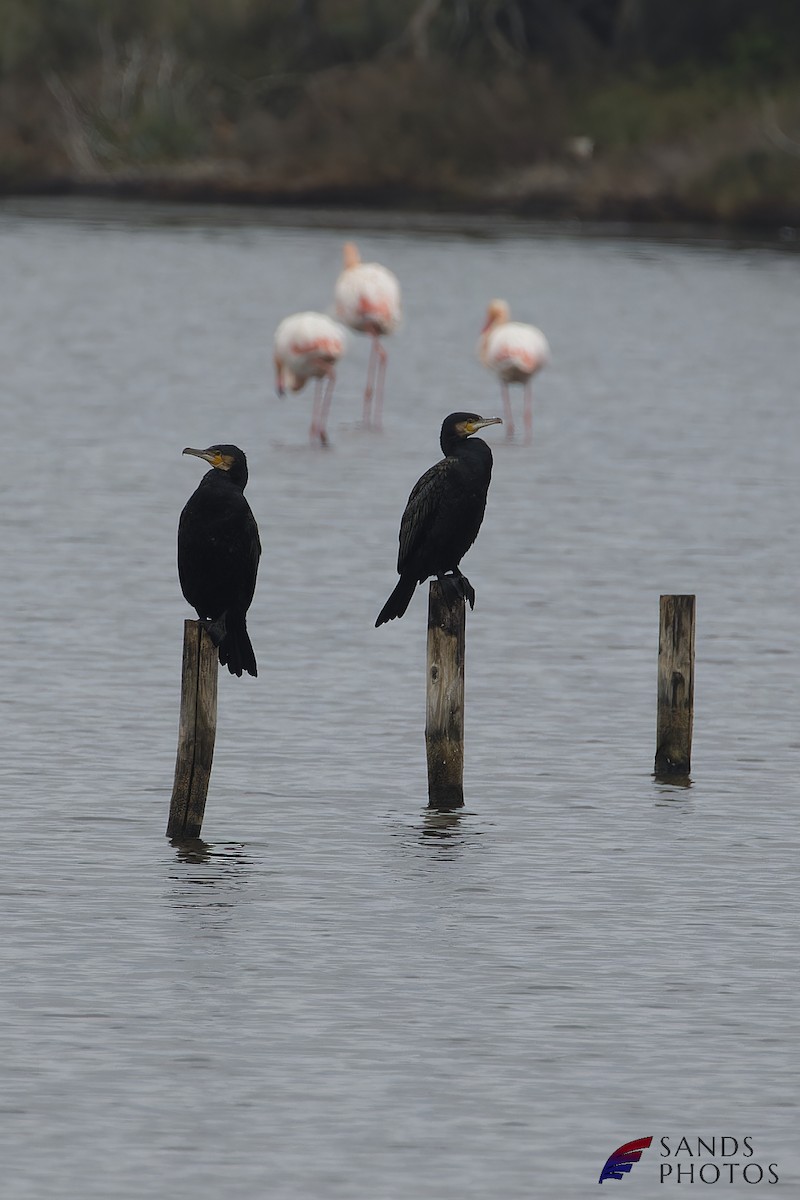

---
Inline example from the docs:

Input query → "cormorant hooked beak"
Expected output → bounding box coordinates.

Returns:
[464,417,503,435]
[182,447,234,471]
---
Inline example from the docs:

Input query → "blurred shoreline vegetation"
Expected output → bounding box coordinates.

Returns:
[1,0,799,225]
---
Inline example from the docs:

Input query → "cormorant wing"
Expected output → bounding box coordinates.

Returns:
[397,458,451,573]
[226,496,261,603]
[251,521,262,588]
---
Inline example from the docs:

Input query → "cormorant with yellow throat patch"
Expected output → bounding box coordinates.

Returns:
[178,444,261,677]
[375,412,502,626]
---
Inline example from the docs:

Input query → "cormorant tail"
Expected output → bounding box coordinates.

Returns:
[375,575,418,627]
[218,614,257,677]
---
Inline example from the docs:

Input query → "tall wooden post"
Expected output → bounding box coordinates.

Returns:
[655,594,696,778]
[426,582,465,809]
[167,619,218,839]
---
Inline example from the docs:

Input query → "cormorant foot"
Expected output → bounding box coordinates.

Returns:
[438,572,475,610]
[459,574,476,610]
[206,614,227,647]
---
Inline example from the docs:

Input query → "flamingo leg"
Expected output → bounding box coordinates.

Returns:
[310,378,324,444]
[317,369,336,447]
[372,338,388,431]
[363,337,380,428]
[501,382,515,441]
[523,380,534,445]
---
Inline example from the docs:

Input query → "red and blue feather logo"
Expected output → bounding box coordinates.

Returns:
[599,1136,653,1183]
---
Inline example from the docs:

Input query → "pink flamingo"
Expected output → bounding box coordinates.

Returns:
[479,299,550,444]
[274,311,346,446]
[334,242,401,430]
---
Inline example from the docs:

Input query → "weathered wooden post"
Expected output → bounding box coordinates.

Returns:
[655,594,696,778]
[167,619,218,839]
[426,581,465,808]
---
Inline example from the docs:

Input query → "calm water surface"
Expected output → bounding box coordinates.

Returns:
[1,198,798,1198]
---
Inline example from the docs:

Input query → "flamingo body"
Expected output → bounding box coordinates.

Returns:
[479,300,549,444]
[483,321,550,384]
[274,311,346,445]
[335,261,401,337]
[334,242,401,428]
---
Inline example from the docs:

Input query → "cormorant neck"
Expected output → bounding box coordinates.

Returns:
[442,432,483,457]
[208,462,247,489]
[229,463,248,489]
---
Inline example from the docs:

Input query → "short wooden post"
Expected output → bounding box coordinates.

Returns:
[655,594,695,778]
[425,582,465,808]
[167,619,218,839]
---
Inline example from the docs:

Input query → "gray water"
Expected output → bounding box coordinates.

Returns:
[1,198,798,1198]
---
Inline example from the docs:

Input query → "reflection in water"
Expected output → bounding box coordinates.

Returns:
[167,841,252,913]
[414,808,493,859]
[420,809,464,841]
[387,809,490,860]
[653,774,694,792]
[653,776,694,815]
[171,836,214,863]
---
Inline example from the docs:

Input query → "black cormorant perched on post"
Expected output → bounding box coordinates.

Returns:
[375,412,502,626]
[178,444,261,677]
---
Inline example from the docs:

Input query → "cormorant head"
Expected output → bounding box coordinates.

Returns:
[440,412,502,452]
[183,444,249,488]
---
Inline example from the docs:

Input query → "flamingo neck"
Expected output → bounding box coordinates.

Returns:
[342,242,361,270]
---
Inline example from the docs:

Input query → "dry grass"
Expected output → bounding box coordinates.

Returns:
[2,37,799,226]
